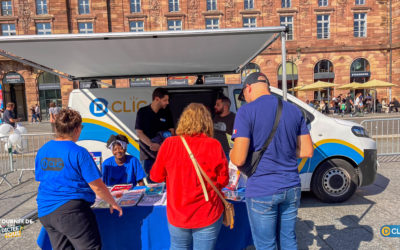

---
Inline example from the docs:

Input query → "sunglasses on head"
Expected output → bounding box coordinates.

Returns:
[238,80,268,102]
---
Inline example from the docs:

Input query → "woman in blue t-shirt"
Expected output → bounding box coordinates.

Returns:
[35,109,123,250]
[102,134,146,187]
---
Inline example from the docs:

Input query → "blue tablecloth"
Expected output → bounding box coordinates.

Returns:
[37,201,253,250]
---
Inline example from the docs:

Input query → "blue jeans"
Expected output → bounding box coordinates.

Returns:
[167,215,222,250]
[246,186,301,250]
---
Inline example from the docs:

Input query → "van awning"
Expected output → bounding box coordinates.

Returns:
[0,27,285,81]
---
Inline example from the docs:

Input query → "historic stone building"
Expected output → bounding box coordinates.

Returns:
[0,0,398,120]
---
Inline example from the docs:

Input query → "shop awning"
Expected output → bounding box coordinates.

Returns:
[0,27,285,81]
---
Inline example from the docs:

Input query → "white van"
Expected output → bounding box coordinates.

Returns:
[68,84,377,203]
[0,27,377,202]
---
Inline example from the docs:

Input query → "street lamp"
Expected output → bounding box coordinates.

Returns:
[287,47,301,96]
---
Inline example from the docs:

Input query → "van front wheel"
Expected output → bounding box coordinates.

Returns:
[311,159,358,203]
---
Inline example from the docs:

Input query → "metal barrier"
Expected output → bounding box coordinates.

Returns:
[361,118,400,156]
[0,133,55,188]
[0,135,14,188]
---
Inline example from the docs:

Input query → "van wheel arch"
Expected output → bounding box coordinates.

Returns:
[311,157,359,203]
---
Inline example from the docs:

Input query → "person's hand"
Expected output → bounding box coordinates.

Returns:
[150,143,160,151]
[110,203,123,217]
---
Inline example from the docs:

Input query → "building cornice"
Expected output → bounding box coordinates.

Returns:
[276,8,298,14]
[314,7,335,13]
[76,15,97,21]
[0,16,18,21]
[164,12,186,18]
[126,13,148,19]
[351,6,372,12]
[33,15,55,21]
[202,11,224,17]
[239,10,261,15]
[263,44,392,55]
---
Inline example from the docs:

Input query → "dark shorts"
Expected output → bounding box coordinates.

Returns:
[39,199,101,250]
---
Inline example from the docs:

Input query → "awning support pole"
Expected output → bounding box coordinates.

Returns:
[281,31,287,101]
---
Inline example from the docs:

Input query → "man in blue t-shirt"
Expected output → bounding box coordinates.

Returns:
[230,72,313,250]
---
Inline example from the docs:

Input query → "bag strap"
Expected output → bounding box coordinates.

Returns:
[259,98,283,153]
[180,136,229,206]
[181,136,209,202]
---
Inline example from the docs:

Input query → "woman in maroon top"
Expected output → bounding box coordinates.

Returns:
[151,103,229,250]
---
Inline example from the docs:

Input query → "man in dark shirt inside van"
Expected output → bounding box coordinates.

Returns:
[3,102,20,127]
[213,95,235,158]
[135,88,174,181]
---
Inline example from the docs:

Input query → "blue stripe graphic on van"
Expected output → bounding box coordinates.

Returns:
[307,142,364,173]
[79,122,140,159]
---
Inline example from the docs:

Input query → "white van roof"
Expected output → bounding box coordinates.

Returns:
[0,27,285,81]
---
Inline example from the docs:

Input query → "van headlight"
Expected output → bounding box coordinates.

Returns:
[352,126,369,138]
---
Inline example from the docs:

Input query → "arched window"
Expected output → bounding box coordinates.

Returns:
[38,72,61,117]
[314,60,335,100]
[350,58,370,83]
[241,63,260,83]
[277,62,298,94]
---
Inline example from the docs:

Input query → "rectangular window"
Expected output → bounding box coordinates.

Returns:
[281,0,291,8]
[318,0,328,7]
[317,15,330,39]
[205,18,219,29]
[129,21,144,32]
[1,1,12,16]
[280,16,293,40]
[243,17,256,28]
[36,23,51,35]
[354,13,367,37]
[167,20,182,31]
[78,0,90,14]
[1,24,16,36]
[169,0,179,12]
[207,0,217,11]
[130,0,141,13]
[355,0,365,5]
[244,0,254,9]
[78,22,93,33]
[36,0,48,15]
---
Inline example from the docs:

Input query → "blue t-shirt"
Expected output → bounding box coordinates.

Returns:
[232,95,309,198]
[102,155,146,187]
[35,140,101,218]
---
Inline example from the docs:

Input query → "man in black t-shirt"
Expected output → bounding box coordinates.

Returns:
[3,102,20,127]
[135,88,174,179]
[213,95,235,157]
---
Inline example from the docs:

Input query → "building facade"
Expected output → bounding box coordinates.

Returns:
[0,0,398,120]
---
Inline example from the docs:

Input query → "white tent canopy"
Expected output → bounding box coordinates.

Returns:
[0,27,285,81]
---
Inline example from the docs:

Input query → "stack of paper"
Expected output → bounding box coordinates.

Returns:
[137,192,167,206]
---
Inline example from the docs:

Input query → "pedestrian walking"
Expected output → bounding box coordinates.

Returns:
[49,102,60,132]
[35,104,41,122]
[30,106,38,123]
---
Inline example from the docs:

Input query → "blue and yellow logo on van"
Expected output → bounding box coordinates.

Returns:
[381,225,400,237]
[90,98,108,117]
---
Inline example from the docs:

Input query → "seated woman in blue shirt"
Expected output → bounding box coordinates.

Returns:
[102,134,146,187]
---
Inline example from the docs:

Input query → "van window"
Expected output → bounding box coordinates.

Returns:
[233,88,245,110]
[233,88,314,125]
[168,87,225,126]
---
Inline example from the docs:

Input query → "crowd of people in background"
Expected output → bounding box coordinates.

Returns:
[306,92,400,116]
